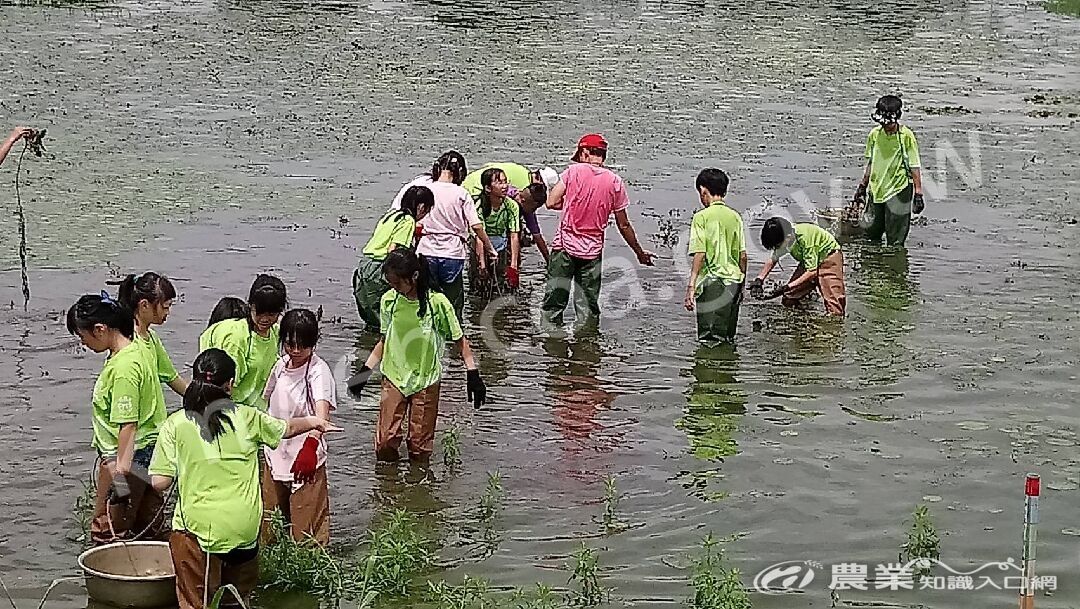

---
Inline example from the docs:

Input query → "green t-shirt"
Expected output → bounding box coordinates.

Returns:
[91,341,165,455]
[775,224,840,270]
[199,318,279,410]
[462,162,532,197]
[476,197,521,239]
[379,289,463,396]
[865,125,921,203]
[137,329,179,385]
[687,200,746,288]
[149,405,286,553]
[363,210,416,261]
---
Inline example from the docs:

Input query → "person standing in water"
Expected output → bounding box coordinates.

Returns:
[67,293,166,544]
[354,185,434,332]
[853,95,924,247]
[463,162,559,263]
[347,248,486,463]
[200,275,287,410]
[470,167,522,292]
[541,134,655,327]
[115,272,188,398]
[415,151,497,321]
[149,348,338,609]
[261,309,336,545]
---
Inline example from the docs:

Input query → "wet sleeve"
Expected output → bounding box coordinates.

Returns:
[250,408,288,449]
[508,201,521,233]
[148,419,175,477]
[688,212,705,255]
[904,129,922,168]
[109,362,142,424]
[389,217,416,249]
[154,337,179,384]
[311,362,337,411]
[611,176,630,213]
[436,297,464,342]
[523,211,541,235]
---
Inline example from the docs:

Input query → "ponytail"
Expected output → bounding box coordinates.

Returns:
[382,248,431,319]
[477,167,504,220]
[185,348,237,442]
[431,150,468,185]
[416,253,431,319]
[66,292,135,339]
[111,272,176,313]
[207,297,250,328]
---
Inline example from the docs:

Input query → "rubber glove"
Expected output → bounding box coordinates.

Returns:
[505,266,520,289]
[290,436,320,484]
[347,365,373,399]
[912,193,925,215]
[748,278,765,299]
[467,369,486,409]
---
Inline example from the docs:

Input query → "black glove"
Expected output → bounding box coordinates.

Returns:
[346,365,373,399]
[853,183,867,204]
[466,369,486,409]
[748,278,765,299]
[912,193,925,215]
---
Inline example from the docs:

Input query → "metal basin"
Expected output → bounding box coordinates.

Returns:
[77,541,177,608]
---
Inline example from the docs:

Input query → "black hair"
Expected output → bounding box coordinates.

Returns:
[184,348,236,442]
[875,95,903,121]
[520,182,547,212]
[575,146,607,162]
[114,272,177,312]
[400,185,435,220]
[430,150,468,185]
[66,293,135,339]
[476,167,506,219]
[279,308,321,350]
[695,168,730,198]
[761,217,794,250]
[382,248,431,318]
[248,274,287,315]
[207,296,250,328]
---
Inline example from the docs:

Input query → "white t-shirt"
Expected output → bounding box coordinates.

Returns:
[390,175,434,211]
[262,354,336,486]
[416,181,482,260]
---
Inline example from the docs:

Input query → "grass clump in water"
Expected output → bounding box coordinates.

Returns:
[72,477,95,544]
[478,471,504,522]
[567,544,605,607]
[1045,0,1080,17]
[900,504,940,578]
[428,579,560,609]
[443,425,462,467]
[259,507,430,605]
[687,534,750,609]
[601,475,627,533]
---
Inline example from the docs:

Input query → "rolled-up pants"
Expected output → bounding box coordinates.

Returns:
[782,250,846,316]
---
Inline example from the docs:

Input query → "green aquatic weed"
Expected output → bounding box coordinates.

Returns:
[687,534,751,609]
[478,471,504,522]
[900,504,941,578]
[443,426,462,467]
[567,543,605,607]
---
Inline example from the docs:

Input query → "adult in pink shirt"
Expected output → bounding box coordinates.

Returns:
[541,134,654,327]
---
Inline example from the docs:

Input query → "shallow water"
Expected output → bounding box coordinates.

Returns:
[0,0,1078,607]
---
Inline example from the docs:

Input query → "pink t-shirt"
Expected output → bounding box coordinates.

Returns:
[551,163,630,260]
[263,354,336,486]
[416,181,481,260]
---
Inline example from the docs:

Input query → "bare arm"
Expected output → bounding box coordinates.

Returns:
[471,223,497,260]
[545,181,566,210]
[151,475,173,493]
[911,167,923,195]
[533,234,551,263]
[614,209,654,265]
[509,231,521,269]
[168,377,189,397]
[860,161,872,187]
[0,128,30,167]
[364,340,385,370]
[285,415,339,439]
[739,251,748,275]
[309,399,332,440]
[459,337,478,370]
[114,423,137,476]
[786,267,819,290]
[684,253,705,311]
[756,258,778,282]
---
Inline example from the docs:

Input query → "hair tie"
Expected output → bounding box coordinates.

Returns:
[205,371,214,382]
[99,290,117,306]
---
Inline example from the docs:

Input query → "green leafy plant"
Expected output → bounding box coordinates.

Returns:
[72,477,95,544]
[1045,0,1080,17]
[428,575,491,609]
[601,475,626,533]
[478,471,504,522]
[443,426,462,467]
[567,544,605,607]
[900,504,940,578]
[687,534,750,609]
[358,508,433,597]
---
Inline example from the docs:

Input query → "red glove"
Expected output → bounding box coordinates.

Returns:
[414,224,424,240]
[290,436,320,484]
[505,266,520,289]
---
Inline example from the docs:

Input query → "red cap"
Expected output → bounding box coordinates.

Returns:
[1025,473,1040,497]
[573,133,608,160]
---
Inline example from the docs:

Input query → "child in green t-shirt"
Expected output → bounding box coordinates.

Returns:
[683,169,747,345]
[354,185,434,332]
[347,248,487,463]
[853,95,924,247]
[750,217,846,316]
[67,292,166,544]
[115,272,189,400]
[149,348,337,609]
[470,167,522,294]
[199,274,288,410]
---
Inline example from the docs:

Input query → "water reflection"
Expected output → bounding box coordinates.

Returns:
[541,333,618,458]
[679,344,746,462]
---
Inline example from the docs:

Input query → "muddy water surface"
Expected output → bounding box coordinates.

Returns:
[0,0,1078,607]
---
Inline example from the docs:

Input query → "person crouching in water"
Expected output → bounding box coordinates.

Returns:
[354,185,434,332]
[470,167,522,294]
[750,217,846,316]
[347,248,487,463]
[149,348,338,609]
[68,293,166,543]
[261,309,335,545]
